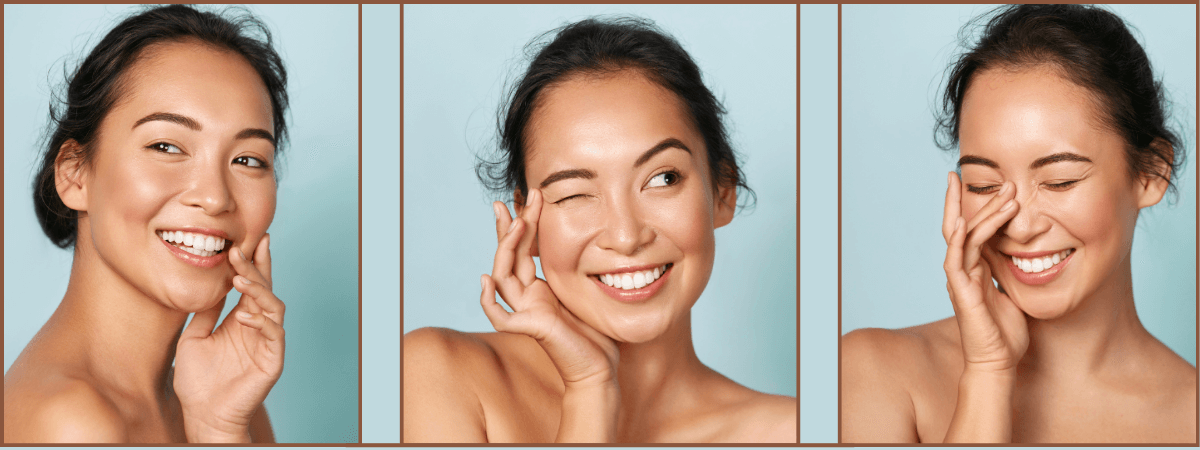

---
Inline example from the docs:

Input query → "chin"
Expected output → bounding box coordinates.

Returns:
[601,308,676,344]
[1009,289,1074,320]
[161,280,233,313]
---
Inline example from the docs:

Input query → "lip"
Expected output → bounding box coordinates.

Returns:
[591,263,672,303]
[157,227,232,269]
[1003,248,1074,286]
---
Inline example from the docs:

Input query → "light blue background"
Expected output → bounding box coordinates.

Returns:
[799,4,838,444]
[841,4,1197,365]
[362,3,401,445]
[403,4,797,400]
[3,4,360,443]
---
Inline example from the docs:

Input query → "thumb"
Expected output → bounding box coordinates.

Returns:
[180,297,227,341]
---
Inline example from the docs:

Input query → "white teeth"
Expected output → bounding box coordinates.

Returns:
[1012,249,1073,274]
[598,264,669,291]
[159,231,228,256]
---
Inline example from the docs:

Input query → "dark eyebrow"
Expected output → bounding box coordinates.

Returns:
[134,112,275,147]
[133,112,200,131]
[1030,152,1092,169]
[539,168,596,189]
[634,138,691,167]
[957,155,999,169]
[235,128,276,146]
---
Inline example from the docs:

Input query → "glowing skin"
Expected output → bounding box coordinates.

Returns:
[957,66,1155,320]
[522,71,728,344]
[64,40,277,313]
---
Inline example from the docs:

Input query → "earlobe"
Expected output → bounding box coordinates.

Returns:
[713,184,736,228]
[55,140,89,212]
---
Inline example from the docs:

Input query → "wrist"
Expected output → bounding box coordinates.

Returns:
[182,410,252,443]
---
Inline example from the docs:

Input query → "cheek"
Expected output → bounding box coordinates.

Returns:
[93,159,176,235]
[536,206,597,272]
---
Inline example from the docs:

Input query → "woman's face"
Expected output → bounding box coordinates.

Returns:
[521,71,734,343]
[70,40,277,312]
[958,67,1164,319]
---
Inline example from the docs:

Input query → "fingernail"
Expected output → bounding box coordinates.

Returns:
[1001,199,1015,211]
[998,183,1009,195]
[493,204,501,221]
[237,311,251,319]
[235,275,248,285]
[238,248,246,260]
[480,275,486,290]
[947,172,954,186]
[508,219,518,232]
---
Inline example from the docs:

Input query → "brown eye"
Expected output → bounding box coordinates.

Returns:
[148,142,183,154]
[646,171,680,188]
[234,156,269,169]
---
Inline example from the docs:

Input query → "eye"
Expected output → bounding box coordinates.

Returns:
[965,184,999,195]
[553,194,586,204]
[148,142,183,154]
[234,156,269,169]
[1045,180,1079,191]
[646,171,681,188]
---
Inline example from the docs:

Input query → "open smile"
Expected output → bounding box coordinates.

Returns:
[591,263,673,303]
[1002,249,1075,286]
[157,229,231,268]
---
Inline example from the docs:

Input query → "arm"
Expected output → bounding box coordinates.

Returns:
[839,329,920,443]
[248,404,275,443]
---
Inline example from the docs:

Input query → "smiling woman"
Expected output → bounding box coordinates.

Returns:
[403,6,797,444]
[840,4,1196,444]
[3,4,358,443]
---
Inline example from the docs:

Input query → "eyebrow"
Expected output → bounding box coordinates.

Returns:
[1029,152,1093,169]
[537,138,692,190]
[133,112,276,146]
[957,155,999,169]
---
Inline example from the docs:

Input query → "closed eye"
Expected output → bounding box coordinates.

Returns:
[554,194,586,204]
[965,184,999,194]
[1045,180,1079,191]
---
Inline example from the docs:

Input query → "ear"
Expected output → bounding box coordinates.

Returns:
[55,140,89,212]
[512,189,539,257]
[1135,139,1172,209]
[713,183,736,229]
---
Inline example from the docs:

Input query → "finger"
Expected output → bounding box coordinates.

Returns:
[234,275,285,325]
[963,196,1019,270]
[231,243,269,289]
[479,275,512,331]
[254,233,272,288]
[235,311,285,342]
[493,201,512,243]
[514,189,542,284]
[963,181,1017,236]
[942,172,961,244]
[181,297,227,340]
[491,218,527,296]
[943,217,973,294]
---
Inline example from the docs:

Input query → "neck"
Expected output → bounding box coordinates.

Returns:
[614,312,714,438]
[52,238,191,400]
[1020,254,1151,377]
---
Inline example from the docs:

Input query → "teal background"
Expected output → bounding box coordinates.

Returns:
[362,3,401,445]
[841,4,1197,365]
[3,4,360,443]
[799,4,838,444]
[403,4,797,399]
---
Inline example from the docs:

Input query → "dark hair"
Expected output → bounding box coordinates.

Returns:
[477,16,753,209]
[936,4,1184,198]
[34,4,289,248]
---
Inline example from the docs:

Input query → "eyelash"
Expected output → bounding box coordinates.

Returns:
[235,156,269,169]
[966,180,1080,194]
[148,142,183,154]
[646,170,683,189]
[148,142,269,169]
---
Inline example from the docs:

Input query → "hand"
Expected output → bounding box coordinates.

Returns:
[479,189,619,389]
[942,173,1029,374]
[174,234,285,443]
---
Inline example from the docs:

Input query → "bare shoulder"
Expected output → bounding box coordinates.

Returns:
[402,327,552,442]
[4,374,127,443]
[840,318,960,443]
[725,392,797,443]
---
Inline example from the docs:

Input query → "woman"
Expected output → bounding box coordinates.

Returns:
[4,5,287,442]
[841,5,1197,443]
[403,16,797,443]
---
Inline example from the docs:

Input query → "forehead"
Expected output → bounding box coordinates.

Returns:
[524,71,704,174]
[109,40,274,130]
[959,67,1124,164]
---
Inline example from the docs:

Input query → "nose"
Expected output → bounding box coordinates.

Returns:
[595,196,656,255]
[1001,183,1050,244]
[179,161,234,215]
